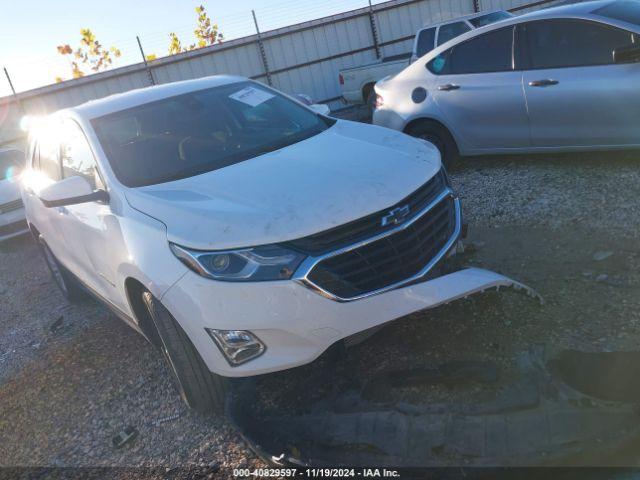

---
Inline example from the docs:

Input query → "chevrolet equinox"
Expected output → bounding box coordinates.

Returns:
[22,76,526,412]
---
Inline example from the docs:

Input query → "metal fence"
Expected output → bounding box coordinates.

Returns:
[0,0,556,147]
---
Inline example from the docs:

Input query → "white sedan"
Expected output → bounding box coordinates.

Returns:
[374,0,640,166]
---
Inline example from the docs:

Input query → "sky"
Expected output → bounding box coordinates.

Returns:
[0,0,382,97]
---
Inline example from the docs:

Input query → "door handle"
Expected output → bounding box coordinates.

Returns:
[437,84,460,91]
[528,79,559,87]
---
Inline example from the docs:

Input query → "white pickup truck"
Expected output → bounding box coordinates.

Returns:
[339,10,513,110]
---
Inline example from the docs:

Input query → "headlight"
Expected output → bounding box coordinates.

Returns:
[170,243,306,282]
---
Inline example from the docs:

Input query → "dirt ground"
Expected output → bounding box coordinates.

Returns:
[1,151,640,473]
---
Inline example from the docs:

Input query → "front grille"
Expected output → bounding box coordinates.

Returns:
[287,170,446,255]
[0,199,23,214]
[306,196,457,300]
[0,219,28,237]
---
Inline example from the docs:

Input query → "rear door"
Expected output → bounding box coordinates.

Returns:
[519,19,640,147]
[427,26,531,150]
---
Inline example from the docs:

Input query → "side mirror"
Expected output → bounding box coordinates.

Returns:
[613,44,640,64]
[38,176,108,208]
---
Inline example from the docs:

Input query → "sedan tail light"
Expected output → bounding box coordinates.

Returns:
[339,73,344,85]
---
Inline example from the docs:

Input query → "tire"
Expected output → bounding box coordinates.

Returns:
[365,87,376,122]
[142,291,228,413]
[406,120,459,169]
[37,236,87,302]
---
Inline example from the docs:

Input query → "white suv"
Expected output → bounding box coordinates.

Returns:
[21,76,525,412]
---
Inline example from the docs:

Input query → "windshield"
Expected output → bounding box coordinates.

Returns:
[0,150,24,181]
[92,82,333,187]
[469,11,513,27]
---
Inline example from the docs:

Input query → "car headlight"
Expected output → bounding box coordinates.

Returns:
[170,243,306,281]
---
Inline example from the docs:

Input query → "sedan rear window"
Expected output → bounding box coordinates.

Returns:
[92,82,333,187]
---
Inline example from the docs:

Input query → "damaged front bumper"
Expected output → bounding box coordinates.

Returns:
[230,346,640,468]
[162,266,541,377]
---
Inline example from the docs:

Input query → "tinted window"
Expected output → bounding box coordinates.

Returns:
[0,150,24,181]
[469,11,513,28]
[93,82,333,187]
[415,27,437,58]
[595,0,640,27]
[61,121,100,189]
[522,19,634,69]
[437,21,472,46]
[38,136,61,181]
[427,27,513,74]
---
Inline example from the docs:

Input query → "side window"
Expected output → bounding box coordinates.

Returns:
[61,121,100,189]
[522,19,635,69]
[437,21,471,46]
[427,27,514,75]
[39,135,62,181]
[415,27,437,58]
[427,49,452,75]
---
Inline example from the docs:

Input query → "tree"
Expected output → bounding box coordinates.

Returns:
[56,29,121,82]
[168,5,224,55]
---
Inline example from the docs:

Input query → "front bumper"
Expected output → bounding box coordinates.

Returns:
[161,266,539,377]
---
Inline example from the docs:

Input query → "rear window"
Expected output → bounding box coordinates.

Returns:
[92,82,333,187]
[415,27,437,58]
[469,11,513,28]
[594,0,640,27]
[437,21,472,46]
[0,150,24,181]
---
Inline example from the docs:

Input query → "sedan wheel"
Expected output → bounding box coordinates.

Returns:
[407,121,459,169]
[37,236,86,302]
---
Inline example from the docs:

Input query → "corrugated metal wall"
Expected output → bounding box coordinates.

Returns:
[0,0,554,147]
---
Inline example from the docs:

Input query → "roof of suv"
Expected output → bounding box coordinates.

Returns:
[68,74,246,120]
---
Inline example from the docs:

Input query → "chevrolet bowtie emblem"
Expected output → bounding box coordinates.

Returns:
[381,205,410,227]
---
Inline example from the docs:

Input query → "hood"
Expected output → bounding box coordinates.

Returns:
[125,120,441,251]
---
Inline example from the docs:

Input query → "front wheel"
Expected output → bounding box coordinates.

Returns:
[37,236,86,302]
[406,121,459,169]
[142,291,228,413]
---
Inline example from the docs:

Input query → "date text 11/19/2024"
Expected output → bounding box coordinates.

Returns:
[233,468,401,477]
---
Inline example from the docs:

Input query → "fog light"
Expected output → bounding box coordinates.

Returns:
[206,329,266,366]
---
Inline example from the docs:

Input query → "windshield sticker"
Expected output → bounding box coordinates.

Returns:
[229,86,275,107]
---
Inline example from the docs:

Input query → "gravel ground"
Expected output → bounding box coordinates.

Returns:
[1,148,640,473]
